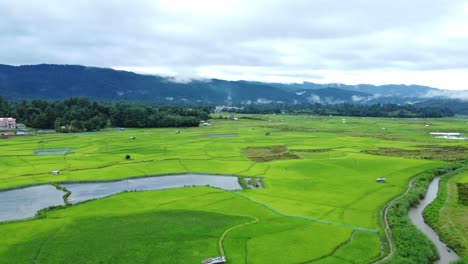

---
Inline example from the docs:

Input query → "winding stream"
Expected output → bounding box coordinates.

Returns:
[0,174,242,222]
[408,177,460,264]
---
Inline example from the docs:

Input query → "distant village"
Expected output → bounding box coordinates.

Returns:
[0,117,28,138]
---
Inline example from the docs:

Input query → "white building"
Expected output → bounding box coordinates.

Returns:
[0,117,16,129]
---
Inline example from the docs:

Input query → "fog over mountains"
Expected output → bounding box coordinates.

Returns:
[0,64,467,113]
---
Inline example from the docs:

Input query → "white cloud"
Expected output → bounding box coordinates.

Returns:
[423,90,468,101]
[352,95,366,102]
[1,0,468,90]
[307,95,321,104]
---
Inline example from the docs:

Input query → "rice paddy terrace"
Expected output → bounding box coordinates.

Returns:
[0,115,467,263]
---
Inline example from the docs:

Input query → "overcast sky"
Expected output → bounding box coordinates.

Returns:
[1,0,468,90]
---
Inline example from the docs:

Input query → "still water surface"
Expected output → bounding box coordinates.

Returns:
[408,177,460,264]
[0,174,241,222]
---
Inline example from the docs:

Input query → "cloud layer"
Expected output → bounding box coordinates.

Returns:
[1,0,467,89]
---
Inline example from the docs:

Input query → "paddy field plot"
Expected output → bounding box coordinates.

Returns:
[0,115,467,263]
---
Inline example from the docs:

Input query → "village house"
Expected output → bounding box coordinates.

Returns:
[0,117,16,129]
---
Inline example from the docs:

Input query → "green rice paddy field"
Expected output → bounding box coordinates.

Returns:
[1,115,467,263]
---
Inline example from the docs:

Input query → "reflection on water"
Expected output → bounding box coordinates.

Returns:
[63,174,241,203]
[0,185,65,222]
[0,174,242,222]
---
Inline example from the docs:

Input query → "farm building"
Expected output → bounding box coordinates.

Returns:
[16,123,27,130]
[376,178,386,183]
[1,133,10,139]
[202,256,226,264]
[0,117,16,129]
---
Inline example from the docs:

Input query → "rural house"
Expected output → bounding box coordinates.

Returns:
[0,117,16,129]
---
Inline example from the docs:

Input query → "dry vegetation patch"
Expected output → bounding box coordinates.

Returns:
[291,148,333,153]
[243,145,300,162]
[457,183,468,206]
[265,125,310,132]
[363,145,468,161]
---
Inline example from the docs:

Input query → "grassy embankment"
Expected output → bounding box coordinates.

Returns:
[423,166,468,263]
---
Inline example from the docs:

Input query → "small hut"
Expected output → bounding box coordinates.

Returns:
[51,170,61,175]
[125,154,131,160]
[202,256,226,264]
[1,133,10,139]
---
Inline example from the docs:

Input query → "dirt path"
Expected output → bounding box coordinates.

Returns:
[218,216,259,257]
[372,177,416,264]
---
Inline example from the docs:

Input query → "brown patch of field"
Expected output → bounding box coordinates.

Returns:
[290,148,332,153]
[264,125,310,132]
[345,132,404,141]
[363,145,468,161]
[243,145,300,162]
[457,183,468,206]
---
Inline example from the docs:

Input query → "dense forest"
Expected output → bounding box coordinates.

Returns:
[228,103,454,118]
[0,96,454,132]
[0,97,210,132]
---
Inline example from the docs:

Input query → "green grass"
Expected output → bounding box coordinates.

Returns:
[0,115,467,263]
[1,209,249,263]
[459,172,468,183]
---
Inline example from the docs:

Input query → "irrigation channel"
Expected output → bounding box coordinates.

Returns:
[408,177,460,264]
[0,174,251,222]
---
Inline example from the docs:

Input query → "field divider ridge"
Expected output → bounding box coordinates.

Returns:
[231,191,379,233]
[218,215,259,258]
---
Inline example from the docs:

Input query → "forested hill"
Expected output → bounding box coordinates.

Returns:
[0,64,467,114]
[0,64,296,105]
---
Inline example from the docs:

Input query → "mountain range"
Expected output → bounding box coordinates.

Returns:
[0,64,467,113]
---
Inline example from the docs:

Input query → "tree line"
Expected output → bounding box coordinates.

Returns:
[229,103,454,118]
[0,97,210,132]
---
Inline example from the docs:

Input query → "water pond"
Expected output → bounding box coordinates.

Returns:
[0,185,65,222]
[430,132,467,140]
[63,174,242,203]
[0,174,242,222]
